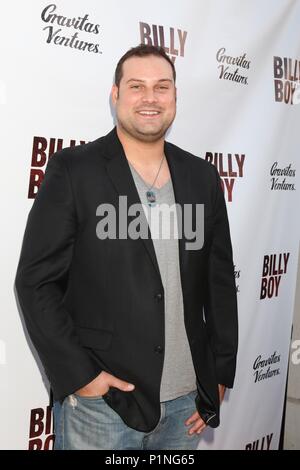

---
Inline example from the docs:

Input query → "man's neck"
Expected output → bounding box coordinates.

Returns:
[116,125,165,167]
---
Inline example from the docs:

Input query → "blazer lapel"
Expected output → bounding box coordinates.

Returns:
[164,140,191,289]
[103,127,191,287]
[104,128,162,281]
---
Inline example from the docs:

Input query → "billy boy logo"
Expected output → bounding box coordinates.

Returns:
[139,22,187,63]
[273,56,300,105]
[205,152,245,202]
[260,253,290,299]
[28,136,86,198]
[245,433,273,450]
[28,405,54,450]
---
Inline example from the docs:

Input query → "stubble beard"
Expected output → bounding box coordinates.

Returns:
[117,113,175,143]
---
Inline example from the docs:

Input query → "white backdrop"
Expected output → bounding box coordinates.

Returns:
[1,0,300,449]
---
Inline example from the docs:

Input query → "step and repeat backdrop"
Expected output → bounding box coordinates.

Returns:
[1,0,300,449]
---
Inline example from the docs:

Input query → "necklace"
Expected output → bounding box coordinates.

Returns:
[130,154,165,207]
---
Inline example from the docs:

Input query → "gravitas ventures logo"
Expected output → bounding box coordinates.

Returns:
[41,4,102,54]
[253,352,280,384]
[270,162,296,191]
[216,47,251,85]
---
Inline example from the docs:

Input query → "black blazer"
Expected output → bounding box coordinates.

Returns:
[15,127,238,432]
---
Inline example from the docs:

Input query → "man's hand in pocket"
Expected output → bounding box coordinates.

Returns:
[75,371,135,397]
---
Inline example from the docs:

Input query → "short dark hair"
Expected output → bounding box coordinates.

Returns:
[114,44,176,87]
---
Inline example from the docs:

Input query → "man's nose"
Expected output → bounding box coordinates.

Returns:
[141,88,158,103]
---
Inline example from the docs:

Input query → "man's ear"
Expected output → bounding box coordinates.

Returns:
[175,86,177,103]
[111,84,119,105]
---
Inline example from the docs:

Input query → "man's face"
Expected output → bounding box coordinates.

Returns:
[111,55,177,143]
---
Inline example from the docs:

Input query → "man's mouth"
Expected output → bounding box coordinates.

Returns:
[136,110,161,117]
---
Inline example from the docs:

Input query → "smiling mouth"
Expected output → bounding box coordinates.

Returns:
[136,110,161,117]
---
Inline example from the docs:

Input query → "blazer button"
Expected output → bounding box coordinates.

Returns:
[154,346,164,354]
[154,293,163,301]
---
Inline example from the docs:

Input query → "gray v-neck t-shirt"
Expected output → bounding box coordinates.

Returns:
[129,162,197,401]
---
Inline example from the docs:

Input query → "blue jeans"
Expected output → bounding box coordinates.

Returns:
[53,390,201,450]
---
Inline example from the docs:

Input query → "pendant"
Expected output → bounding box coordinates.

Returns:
[146,190,156,207]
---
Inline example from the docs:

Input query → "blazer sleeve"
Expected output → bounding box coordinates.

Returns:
[15,153,102,400]
[204,164,238,388]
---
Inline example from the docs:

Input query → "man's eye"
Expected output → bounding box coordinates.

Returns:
[131,85,141,89]
[158,86,168,90]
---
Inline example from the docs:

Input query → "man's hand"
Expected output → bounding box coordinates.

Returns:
[185,409,206,435]
[75,371,135,398]
[185,384,226,435]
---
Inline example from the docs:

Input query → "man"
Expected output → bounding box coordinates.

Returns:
[15,44,238,450]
